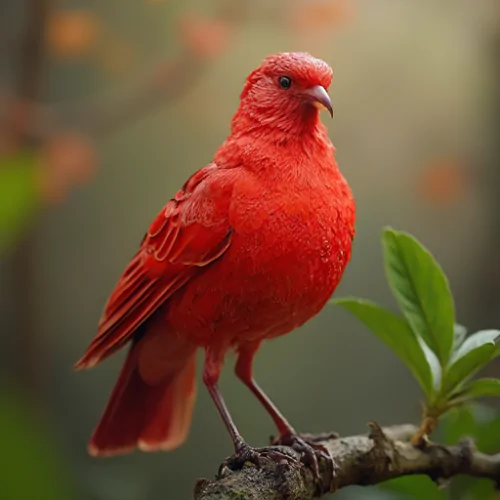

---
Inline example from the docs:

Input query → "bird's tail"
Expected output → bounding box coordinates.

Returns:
[87,334,197,457]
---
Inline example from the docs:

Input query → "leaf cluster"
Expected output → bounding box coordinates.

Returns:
[333,228,500,427]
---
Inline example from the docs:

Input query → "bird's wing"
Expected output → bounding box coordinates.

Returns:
[75,164,234,369]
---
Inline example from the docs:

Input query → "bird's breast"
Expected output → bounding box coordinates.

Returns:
[166,163,355,346]
[230,180,353,297]
[214,173,354,337]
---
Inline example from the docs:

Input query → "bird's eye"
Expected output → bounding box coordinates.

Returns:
[278,76,292,89]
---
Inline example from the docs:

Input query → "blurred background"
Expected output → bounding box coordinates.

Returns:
[1,0,500,499]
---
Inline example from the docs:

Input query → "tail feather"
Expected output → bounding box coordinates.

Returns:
[88,341,197,457]
[139,356,196,451]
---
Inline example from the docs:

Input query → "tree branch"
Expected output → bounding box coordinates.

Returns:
[193,423,500,500]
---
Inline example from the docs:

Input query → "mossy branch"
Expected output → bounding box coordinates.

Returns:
[193,424,500,499]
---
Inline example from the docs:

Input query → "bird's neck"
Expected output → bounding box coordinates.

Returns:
[229,102,321,138]
[215,110,339,183]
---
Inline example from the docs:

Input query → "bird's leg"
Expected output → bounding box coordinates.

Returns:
[235,343,295,435]
[235,344,337,487]
[202,354,245,452]
[203,347,298,473]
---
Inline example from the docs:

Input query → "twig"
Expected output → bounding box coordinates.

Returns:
[194,424,500,500]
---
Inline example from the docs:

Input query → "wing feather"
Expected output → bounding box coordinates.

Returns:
[75,164,234,369]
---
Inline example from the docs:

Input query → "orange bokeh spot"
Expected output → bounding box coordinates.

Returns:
[46,10,101,59]
[178,16,232,60]
[417,159,467,207]
[38,133,97,204]
[290,0,356,34]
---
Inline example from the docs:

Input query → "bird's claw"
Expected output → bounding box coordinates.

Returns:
[271,432,338,491]
[218,442,299,477]
[218,433,337,493]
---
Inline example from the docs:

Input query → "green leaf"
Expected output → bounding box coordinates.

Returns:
[453,323,467,350]
[440,406,476,445]
[417,336,441,394]
[462,378,500,398]
[475,414,500,454]
[451,330,500,363]
[493,343,500,359]
[441,335,498,398]
[382,228,455,367]
[441,403,500,453]
[0,151,40,253]
[333,297,434,400]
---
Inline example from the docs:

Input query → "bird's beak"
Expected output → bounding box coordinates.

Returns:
[304,85,333,118]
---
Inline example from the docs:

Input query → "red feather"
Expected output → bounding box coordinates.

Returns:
[88,327,197,456]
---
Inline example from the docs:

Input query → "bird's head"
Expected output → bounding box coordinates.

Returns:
[233,52,333,135]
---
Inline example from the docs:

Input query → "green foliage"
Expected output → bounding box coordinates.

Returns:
[332,227,500,418]
[0,386,73,500]
[381,229,455,367]
[442,331,499,398]
[0,151,40,253]
[463,379,500,398]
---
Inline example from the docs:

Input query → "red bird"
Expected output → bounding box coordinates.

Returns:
[76,52,355,477]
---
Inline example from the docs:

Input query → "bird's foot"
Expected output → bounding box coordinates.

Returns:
[218,441,299,477]
[271,431,338,491]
